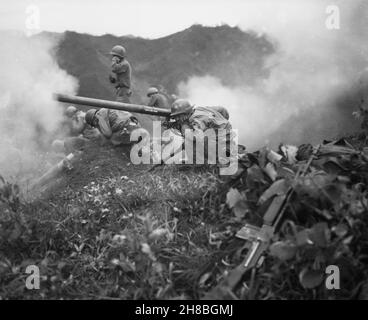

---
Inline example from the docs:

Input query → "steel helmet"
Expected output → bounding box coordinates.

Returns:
[110,45,126,58]
[65,106,77,117]
[171,99,193,117]
[85,109,98,126]
[147,87,159,97]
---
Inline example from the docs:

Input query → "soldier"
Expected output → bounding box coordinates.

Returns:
[146,87,171,110]
[109,45,132,103]
[51,106,101,154]
[64,106,86,136]
[85,108,141,146]
[64,106,101,139]
[168,99,237,171]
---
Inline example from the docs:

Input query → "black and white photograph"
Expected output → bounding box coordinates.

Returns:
[1,0,368,306]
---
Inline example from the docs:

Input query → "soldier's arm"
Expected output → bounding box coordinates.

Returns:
[147,95,156,107]
[95,110,113,138]
[189,117,207,131]
[111,59,128,74]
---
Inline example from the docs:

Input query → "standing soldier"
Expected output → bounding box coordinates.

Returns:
[109,45,132,103]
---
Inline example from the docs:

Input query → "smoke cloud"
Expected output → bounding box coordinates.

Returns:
[178,0,368,150]
[0,31,78,183]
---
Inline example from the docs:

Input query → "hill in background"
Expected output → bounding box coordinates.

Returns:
[45,25,360,145]
[52,24,274,104]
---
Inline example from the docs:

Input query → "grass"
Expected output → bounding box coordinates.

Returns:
[2,133,368,300]
[0,163,236,299]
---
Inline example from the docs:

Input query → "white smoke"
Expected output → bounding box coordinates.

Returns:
[178,0,368,150]
[0,31,78,181]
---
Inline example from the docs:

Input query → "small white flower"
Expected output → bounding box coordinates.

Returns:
[111,258,120,266]
[112,234,127,244]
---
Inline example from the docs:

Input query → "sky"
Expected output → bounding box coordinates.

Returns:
[0,0,334,39]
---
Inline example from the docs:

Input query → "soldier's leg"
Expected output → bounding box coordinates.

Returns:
[116,87,132,103]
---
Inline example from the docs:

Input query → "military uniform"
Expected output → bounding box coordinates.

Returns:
[111,58,132,103]
[206,106,229,120]
[147,92,171,110]
[94,108,140,146]
[64,112,101,152]
[180,106,237,167]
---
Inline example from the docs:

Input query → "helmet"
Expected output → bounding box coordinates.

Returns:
[171,99,193,117]
[65,106,77,118]
[147,87,159,97]
[110,45,126,58]
[85,109,98,126]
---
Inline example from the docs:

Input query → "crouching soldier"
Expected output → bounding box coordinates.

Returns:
[167,99,238,175]
[85,108,141,147]
[64,106,102,152]
[64,106,101,139]
[51,106,101,155]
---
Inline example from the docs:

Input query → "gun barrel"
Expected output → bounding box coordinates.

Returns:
[54,93,171,117]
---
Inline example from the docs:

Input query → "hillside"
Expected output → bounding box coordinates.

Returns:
[53,25,274,103]
[2,133,368,300]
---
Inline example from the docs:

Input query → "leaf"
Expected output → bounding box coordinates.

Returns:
[246,165,267,187]
[295,229,313,246]
[332,224,348,238]
[299,268,324,289]
[258,179,288,205]
[309,222,330,248]
[269,241,297,261]
[264,163,278,181]
[226,188,243,209]
[199,272,212,288]
[276,166,296,180]
[233,200,249,219]
[267,149,283,163]
[226,188,249,219]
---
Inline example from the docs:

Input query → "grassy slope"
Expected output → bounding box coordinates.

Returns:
[2,133,368,300]
[0,143,234,299]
